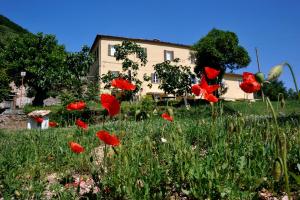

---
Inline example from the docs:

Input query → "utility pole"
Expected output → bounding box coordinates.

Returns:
[20,71,26,108]
[255,48,265,101]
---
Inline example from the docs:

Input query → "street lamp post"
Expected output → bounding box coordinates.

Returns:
[20,71,26,108]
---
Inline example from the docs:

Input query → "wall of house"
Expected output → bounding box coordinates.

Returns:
[221,74,254,101]
[88,40,101,81]
[99,38,195,95]
[92,37,255,101]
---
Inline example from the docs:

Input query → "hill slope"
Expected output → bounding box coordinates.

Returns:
[0,15,29,44]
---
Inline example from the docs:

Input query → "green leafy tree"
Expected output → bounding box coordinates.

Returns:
[1,33,68,106]
[1,33,94,106]
[101,40,150,99]
[63,45,94,99]
[0,15,29,102]
[193,28,250,82]
[287,88,298,100]
[258,80,288,101]
[0,68,11,101]
[154,58,193,97]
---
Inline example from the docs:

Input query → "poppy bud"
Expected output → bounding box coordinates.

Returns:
[255,72,265,83]
[279,133,287,157]
[267,64,284,81]
[176,124,183,134]
[228,122,234,133]
[280,98,285,109]
[272,158,283,181]
[136,179,144,189]
[239,118,245,126]
[167,107,174,117]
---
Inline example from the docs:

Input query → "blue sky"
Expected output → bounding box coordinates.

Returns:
[1,0,300,89]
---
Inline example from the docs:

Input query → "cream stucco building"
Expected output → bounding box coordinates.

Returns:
[89,35,254,101]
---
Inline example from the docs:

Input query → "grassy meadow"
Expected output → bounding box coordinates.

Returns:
[0,100,300,199]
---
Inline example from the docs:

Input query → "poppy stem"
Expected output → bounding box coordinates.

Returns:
[103,144,107,174]
[284,62,300,101]
[266,98,290,199]
[112,146,118,155]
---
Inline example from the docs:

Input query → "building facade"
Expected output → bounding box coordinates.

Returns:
[89,35,254,101]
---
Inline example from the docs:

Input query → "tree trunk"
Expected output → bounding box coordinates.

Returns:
[183,91,189,109]
[32,89,47,106]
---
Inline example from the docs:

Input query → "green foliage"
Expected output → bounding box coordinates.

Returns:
[64,45,94,99]
[154,58,194,96]
[1,33,68,105]
[101,40,149,96]
[259,80,288,101]
[1,101,299,199]
[0,32,94,105]
[0,68,11,101]
[0,15,28,35]
[84,80,100,102]
[193,28,250,81]
[0,15,29,101]
[287,88,298,100]
[101,71,120,90]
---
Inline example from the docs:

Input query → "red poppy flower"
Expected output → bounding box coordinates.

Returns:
[191,84,202,96]
[192,77,220,102]
[240,81,261,93]
[69,142,84,154]
[161,113,173,122]
[242,72,256,82]
[66,101,86,111]
[96,130,120,146]
[49,121,58,127]
[33,116,43,123]
[239,72,261,93]
[75,119,88,130]
[204,93,219,103]
[111,78,136,91]
[204,66,220,80]
[101,94,120,117]
[198,76,220,94]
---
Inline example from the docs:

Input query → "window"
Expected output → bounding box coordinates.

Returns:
[108,45,116,56]
[128,70,132,80]
[94,48,99,61]
[190,53,196,64]
[238,79,243,86]
[164,50,174,61]
[110,71,120,78]
[190,75,198,84]
[151,72,160,84]
[136,47,147,58]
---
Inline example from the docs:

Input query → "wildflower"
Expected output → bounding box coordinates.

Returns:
[96,130,120,146]
[204,66,220,79]
[33,116,43,123]
[111,78,136,91]
[75,119,88,130]
[49,121,58,127]
[100,94,120,117]
[239,72,261,93]
[66,101,86,111]
[69,142,84,154]
[192,77,219,102]
[161,113,173,122]
[161,138,167,143]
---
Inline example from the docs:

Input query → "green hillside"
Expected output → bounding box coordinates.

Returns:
[0,14,28,34]
[0,15,29,44]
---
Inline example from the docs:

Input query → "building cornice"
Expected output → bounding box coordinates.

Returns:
[90,34,192,51]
